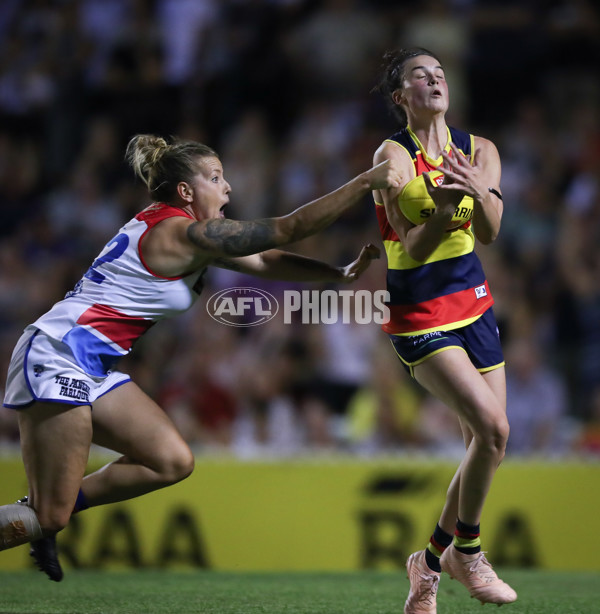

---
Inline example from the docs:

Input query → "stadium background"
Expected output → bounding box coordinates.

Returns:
[0,0,599,573]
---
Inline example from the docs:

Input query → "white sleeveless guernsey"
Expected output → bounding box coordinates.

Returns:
[32,203,204,377]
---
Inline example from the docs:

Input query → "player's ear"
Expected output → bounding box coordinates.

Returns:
[177,182,193,202]
[392,89,405,106]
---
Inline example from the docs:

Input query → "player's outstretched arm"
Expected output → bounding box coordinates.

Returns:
[214,243,381,284]
[186,160,400,259]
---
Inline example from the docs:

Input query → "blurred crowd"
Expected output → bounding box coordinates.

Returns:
[1,0,599,459]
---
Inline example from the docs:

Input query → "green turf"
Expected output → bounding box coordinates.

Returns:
[0,569,598,614]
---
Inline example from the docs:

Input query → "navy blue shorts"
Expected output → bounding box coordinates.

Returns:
[389,308,504,378]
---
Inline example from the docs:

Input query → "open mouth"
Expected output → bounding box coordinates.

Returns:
[219,204,227,217]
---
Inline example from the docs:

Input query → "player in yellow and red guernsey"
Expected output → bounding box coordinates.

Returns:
[372,48,516,613]
[0,134,401,580]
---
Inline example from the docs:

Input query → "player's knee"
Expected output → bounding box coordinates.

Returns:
[35,505,71,534]
[173,448,195,482]
[494,416,510,454]
[477,414,509,459]
[158,445,195,484]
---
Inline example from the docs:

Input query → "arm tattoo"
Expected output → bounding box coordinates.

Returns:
[187,219,280,257]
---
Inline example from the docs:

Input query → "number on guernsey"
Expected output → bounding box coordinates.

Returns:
[84,233,129,283]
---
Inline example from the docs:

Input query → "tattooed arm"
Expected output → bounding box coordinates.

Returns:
[213,244,381,284]
[187,218,280,258]
[141,160,400,278]
[186,159,400,259]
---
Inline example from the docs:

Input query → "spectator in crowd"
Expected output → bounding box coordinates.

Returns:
[232,335,314,457]
[159,349,239,451]
[285,0,388,101]
[505,337,569,456]
[573,385,600,456]
[345,337,426,455]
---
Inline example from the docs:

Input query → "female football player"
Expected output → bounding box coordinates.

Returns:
[372,48,516,613]
[0,134,401,580]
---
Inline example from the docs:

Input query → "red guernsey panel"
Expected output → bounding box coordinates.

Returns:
[76,304,154,351]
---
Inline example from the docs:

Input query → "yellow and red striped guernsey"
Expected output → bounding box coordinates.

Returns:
[375,126,494,336]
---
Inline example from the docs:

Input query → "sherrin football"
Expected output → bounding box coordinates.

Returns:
[398,170,474,230]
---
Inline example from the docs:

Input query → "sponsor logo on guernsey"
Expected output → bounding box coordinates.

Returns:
[54,376,90,402]
[474,284,488,299]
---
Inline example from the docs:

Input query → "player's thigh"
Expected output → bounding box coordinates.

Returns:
[413,348,505,435]
[18,401,92,521]
[91,381,193,473]
[481,366,506,412]
[455,370,508,448]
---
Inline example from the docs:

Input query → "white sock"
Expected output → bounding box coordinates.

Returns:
[0,503,43,550]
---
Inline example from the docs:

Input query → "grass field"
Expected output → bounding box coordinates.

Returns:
[1,569,599,614]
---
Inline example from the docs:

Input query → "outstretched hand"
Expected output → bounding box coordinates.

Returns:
[339,243,381,283]
[365,159,402,191]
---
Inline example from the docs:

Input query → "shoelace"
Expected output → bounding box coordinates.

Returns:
[468,552,499,581]
[416,572,440,604]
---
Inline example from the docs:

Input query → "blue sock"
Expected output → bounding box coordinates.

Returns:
[72,488,89,514]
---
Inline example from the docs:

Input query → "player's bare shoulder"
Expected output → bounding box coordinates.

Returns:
[142,214,209,276]
[374,139,410,167]
[144,214,195,253]
[473,135,500,165]
[373,140,413,202]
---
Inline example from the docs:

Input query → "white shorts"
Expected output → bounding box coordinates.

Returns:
[3,326,131,409]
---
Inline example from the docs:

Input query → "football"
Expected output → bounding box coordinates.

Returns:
[398,170,474,229]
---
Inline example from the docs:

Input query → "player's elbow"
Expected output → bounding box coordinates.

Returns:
[405,243,434,263]
[473,214,501,245]
[476,228,499,245]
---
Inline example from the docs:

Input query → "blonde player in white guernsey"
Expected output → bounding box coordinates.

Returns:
[0,134,401,580]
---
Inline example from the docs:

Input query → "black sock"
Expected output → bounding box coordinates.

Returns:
[425,523,453,572]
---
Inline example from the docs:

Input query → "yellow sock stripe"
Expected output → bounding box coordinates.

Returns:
[454,535,481,550]
[427,542,444,558]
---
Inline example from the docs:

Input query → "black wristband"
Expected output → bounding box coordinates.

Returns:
[488,187,503,201]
